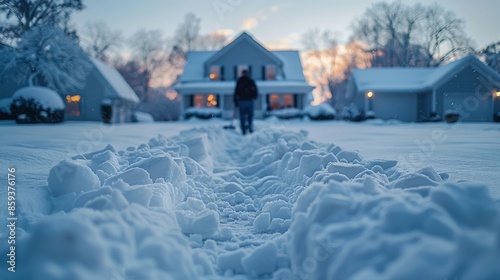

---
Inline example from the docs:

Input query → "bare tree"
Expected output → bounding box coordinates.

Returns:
[197,31,227,50]
[302,29,370,108]
[173,13,201,53]
[0,0,84,42]
[81,21,122,62]
[351,1,473,67]
[480,41,500,74]
[128,29,166,102]
[0,25,91,93]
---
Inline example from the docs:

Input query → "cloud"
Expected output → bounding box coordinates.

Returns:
[265,38,294,50]
[213,29,235,37]
[241,18,259,30]
[270,5,281,13]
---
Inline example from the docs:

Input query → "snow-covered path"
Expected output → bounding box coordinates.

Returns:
[1,121,500,279]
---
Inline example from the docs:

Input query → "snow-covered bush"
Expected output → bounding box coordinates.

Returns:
[429,112,442,122]
[0,98,12,120]
[266,108,303,119]
[185,107,222,119]
[132,111,155,123]
[10,87,65,124]
[444,110,460,123]
[303,103,336,120]
[341,103,363,121]
[364,110,376,119]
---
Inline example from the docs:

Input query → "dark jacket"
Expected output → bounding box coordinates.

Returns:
[234,76,258,105]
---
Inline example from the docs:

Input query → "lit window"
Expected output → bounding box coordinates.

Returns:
[209,66,220,81]
[66,95,81,116]
[193,94,204,107]
[269,94,280,110]
[283,94,294,108]
[495,91,500,98]
[207,94,218,107]
[193,94,218,108]
[265,65,276,80]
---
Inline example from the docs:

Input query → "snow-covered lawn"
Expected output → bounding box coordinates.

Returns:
[0,119,499,279]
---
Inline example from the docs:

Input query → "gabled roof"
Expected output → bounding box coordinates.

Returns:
[90,58,140,104]
[205,32,283,68]
[352,55,500,93]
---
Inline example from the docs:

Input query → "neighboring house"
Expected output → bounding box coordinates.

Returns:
[0,49,140,123]
[173,32,314,119]
[347,54,500,122]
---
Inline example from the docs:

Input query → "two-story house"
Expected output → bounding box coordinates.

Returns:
[173,32,314,119]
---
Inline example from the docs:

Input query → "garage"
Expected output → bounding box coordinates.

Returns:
[443,92,493,121]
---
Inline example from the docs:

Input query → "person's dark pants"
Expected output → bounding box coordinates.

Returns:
[238,100,254,135]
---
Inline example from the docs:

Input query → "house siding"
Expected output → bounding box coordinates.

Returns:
[373,92,418,121]
[436,66,493,121]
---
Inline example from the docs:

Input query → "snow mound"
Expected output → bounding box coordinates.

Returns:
[6,124,500,279]
[12,86,65,110]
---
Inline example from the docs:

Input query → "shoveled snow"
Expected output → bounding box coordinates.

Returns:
[0,119,499,279]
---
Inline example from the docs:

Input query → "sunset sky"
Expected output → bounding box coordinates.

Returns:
[72,0,500,50]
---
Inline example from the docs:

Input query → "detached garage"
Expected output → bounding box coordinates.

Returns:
[348,55,500,122]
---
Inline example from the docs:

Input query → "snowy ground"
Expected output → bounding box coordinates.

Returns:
[0,119,499,279]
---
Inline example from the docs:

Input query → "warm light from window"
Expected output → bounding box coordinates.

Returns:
[495,91,500,98]
[66,95,81,102]
[209,66,220,81]
[66,95,81,116]
[366,91,374,98]
[207,94,218,107]
[209,73,217,80]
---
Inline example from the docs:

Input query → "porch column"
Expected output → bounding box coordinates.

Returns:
[432,89,437,113]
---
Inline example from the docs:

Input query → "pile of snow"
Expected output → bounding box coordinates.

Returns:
[266,107,302,119]
[303,103,336,120]
[132,111,155,123]
[185,107,222,119]
[3,124,500,279]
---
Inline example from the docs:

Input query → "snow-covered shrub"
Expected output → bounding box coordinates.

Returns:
[429,112,442,122]
[303,103,336,120]
[341,103,363,121]
[10,87,65,124]
[132,111,155,123]
[185,107,222,119]
[0,98,12,120]
[266,108,303,119]
[364,110,376,119]
[444,110,460,123]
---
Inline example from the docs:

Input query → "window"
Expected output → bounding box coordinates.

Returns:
[66,95,81,116]
[265,65,276,80]
[269,94,280,110]
[236,65,250,79]
[283,94,294,108]
[193,94,218,108]
[267,94,295,110]
[209,66,220,81]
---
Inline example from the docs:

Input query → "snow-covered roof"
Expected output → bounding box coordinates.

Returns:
[352,55,500,93]
[173,80,314,94]
[91,58,140,104]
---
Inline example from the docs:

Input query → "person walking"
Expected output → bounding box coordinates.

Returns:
[234,69,258,135]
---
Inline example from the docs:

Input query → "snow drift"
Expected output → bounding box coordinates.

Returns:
[2,124,499,279]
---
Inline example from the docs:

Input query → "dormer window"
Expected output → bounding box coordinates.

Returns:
[209,66,220,81]
[265,65,276,80]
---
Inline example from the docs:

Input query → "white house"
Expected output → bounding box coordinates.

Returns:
[173,32,314,119]
[347,55,500,122]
